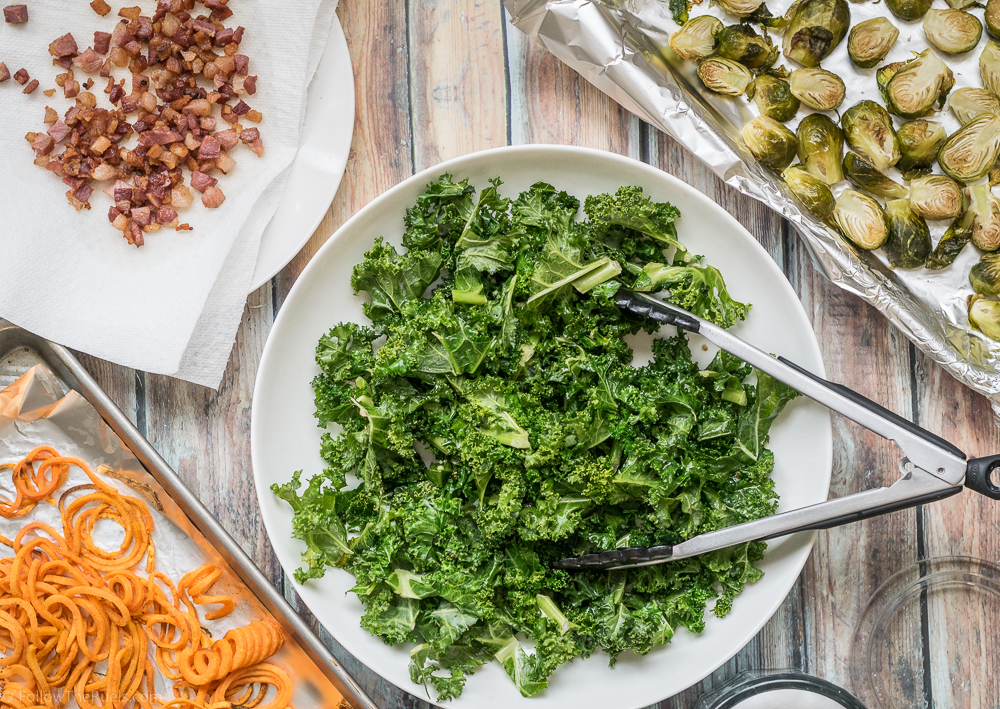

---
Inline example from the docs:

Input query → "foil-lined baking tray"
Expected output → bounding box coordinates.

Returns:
[0,321,377,709]
[505,0,1000,415]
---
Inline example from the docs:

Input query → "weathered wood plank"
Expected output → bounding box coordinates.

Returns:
[72,354,140,428]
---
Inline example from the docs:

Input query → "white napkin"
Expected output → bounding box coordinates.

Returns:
[0,0,337,388]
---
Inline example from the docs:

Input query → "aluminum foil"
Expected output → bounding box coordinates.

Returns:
[0,364,347,708]
[505,0,1000,416]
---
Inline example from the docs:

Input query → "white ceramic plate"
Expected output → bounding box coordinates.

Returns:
[248,14,355,292]
[250,145,833,709]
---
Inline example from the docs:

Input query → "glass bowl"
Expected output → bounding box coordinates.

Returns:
[695,670,866,709]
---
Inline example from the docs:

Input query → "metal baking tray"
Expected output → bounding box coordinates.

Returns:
[0,320,377,709]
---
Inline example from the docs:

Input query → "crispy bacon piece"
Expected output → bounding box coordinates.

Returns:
[48,121,71,142]
[3,4,28,23]
[197,135,220,159]
[243,75,257,95]
[49,33,79,58]
[90,0,111,16]
[201,186,225,208]
[189,170,217,193]
[94,31,112,55]
[22,79,38,94]
[0,63,9,82]
[156,206,178,224]
[13,68,28,85]
[28,133,54,156]
[73,48,104,73]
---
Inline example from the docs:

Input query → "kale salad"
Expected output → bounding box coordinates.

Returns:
[272,176,796,700]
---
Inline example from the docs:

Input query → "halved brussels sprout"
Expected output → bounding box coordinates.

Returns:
[909,175,964,220]
[698,58,753,95]
[753,74,801,121]
[718,0,765,18]
[884,199,932,268]
[669,15,723,60]
[842,100,901,171]
[843,152,908,198]
[947,0,978,8]
[877,61,906,95]
[949,88,1000,126]
[834,189,889,249]
[797,114,845,184]
[742,115,798,170]
[782,0,850,67]
[717,24,775,69]
[897,120,948,174]
[981,41,1000,95]
[883,49,955,119]
[789,67,846,110]
[782,164,836,218]
[938,112,1000,183]
[886,0,933,21]
[924,9,983,54]
[926,209,973,269]
[987,0,1000,40]
[968,295,1000,339]
[971,253,1000,294]
[970,182,1000,250]
[848,17,899,68]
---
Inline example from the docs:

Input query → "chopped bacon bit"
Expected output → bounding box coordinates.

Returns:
[3,4,27,23]
[197,135,220,159]
[243,75,257,95]
[90,0,111,16]
[28,133,54,155]
[84,78,94,89]
[239,127,259,143]
[0,63,9,82]
[92,163,115,180]
[73,47,104,73]
[245,109,261,124]
[189,171,216,193]
[13,68,28,85]
[91,136,112,155]
[156,206,178,224]
[118,5,141,21]
[64,78,80,99]
[234,54,249,75]
[43,88,56,97]
[44,107,58,123]
[201,186,224,208]
[215,150,236,174]
[232,100,250,116]
[176,223,192,231]
[48,121,71,142]
[49,33,79,58]
[74,184,94,203]
[94,31,112,55]
[131,206,151,226]
[129,221,144,246]
[22,79,38,94]
[67,189,91,211]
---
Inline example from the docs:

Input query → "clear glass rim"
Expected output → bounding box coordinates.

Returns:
[697,670,867,709]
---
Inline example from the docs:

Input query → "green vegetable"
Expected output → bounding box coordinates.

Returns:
[926,209,974,269]
[781,165,836,219]
[273,177,789,700]
[886,0,933,21]
[718,0,766,17]
[843,152,908,199]
[669,15,723,59]
[982,41,1000,95]
[881,49,955,119]
[971,252,1000,294]
[848,17,899,68]
[742,115,798,170]
[987,0,1000,39]
[842,100,901,172]
[781,0,850,67]
[788,67,845,111]
[897,120,947,176]
[938,112,1000,183]
[717,24,776,69]
[798,114,845,185]
[923,8,982,54]
[884,199,932,268]
[970,182,1000,251]
[670,0,693,24]
[949,88,1000,127]
[908,175,963,220]
[833,189,889,249]
[752,74,800,121]
[969,295,1000,339]
[698,57,754,95]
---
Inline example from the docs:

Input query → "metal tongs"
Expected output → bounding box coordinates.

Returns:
[554,290,1000,572]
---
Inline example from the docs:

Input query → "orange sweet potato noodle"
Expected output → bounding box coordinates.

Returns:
[0,446,293,709]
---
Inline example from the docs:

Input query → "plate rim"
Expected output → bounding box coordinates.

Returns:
[250,143,832,708]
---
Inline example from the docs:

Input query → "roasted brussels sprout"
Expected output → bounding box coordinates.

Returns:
[926,209,973,269]
[718,0,765,18]
[753,74,801,121]
[782,0,850,67]
[884,199,932,268]
[882,49,955,119]
[971,253,1000,294]
[947,0,978,9]
[987,0,1000,40]
[842,100,901,171]
[717,24,775,69]
[982,41,1000,95]
[698,58,753,95]
[782,165,836,218]
[938,113,1000,183]
[968,295,1000,339]
[949,88,1000,126]
[970,182,1000,250]
[843,152,908,198]
[923,9,983,54]
[668,15,723,59]
[742,115,798,170]
[797,114,845,184]
[848,17,899,68]
[909,175,964,220]
[885,0,933,21]
[876,61,906,95]
[833,189,889,249]
[897,120,948,174]
[788,67,846,110]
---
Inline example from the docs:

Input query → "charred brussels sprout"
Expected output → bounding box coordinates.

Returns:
[971,253,1000,294]
[926,209,973,269]
[982,41,1000,95]
[883,49,955,119]
[789,67,846,110]
[718,0,765,18]
[842,100,901,171]
[950,88,1000,126]
[843,152,909,198]
[753,74,801,121]
[797,113,845,184]
[834,189,889,249]
[924,9,983,54]
[877,61,906,95]
[947,0,978,8]
[987,0,1000,40]
[669,15,723,59]
[885,0,933,21]
[782,0,850,67]
[938,113,1000,183]
[717,24,775,68]
[782,165,836,218]
[884,199,932,268]
[742,115,798,170]
[848,17,899,68]
[970,182,1000,251]
[909,175,964,220]
[698,58,753,95]
[897,120,948,174]
[968,295,1000,339]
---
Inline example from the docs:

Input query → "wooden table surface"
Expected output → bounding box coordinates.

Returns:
[73,2,1000,707]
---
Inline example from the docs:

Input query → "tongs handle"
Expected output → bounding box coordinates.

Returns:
[966,456,1000,499]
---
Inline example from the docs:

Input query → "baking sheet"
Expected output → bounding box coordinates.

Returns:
[505,0,1000,416]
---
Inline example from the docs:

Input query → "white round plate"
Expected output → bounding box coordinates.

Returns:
[248,14,355,292]
[251,145,832,709]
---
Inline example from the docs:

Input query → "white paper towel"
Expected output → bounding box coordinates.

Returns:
[0,0,338,388]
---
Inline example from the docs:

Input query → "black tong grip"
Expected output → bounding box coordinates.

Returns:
[966,456,1000,499]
